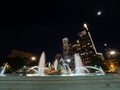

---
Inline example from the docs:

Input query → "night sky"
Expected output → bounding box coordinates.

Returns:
[0,1,120,61]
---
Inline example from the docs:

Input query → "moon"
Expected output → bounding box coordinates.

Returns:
[97,11,102,16]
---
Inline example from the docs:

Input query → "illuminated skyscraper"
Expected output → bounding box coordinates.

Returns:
[77,24,97,65]
[69,24,104,65]
[70,40,81,55]
[62,24,104,66]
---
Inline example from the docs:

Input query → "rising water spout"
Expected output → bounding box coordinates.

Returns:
[38,52,46,75]
[74,53,86,75]
[0,63,7,76]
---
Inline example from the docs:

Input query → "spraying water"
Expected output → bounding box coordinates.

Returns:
[0,63,7,76]
[27,52,105,76]
[53,59,58,71]
[38,52,46,75]
[27,52,46,76]
[74,53,86,75]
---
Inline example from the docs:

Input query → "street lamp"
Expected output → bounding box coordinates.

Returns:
[29,56,37,66]
[109,50,116,55]
[31,56,36,61]
[107,50,117,60]
[83,23,88,30]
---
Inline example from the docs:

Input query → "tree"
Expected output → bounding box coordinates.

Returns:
[91,55,105,70]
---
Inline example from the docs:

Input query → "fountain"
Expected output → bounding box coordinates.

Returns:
[74,53,86,75]
[58,58,72,74]
[27,52,47,76]
[27,52,105,76]
[0,63,7,76]
[53,59,58,71]
[38,52,46,75]
[74,53,105,76]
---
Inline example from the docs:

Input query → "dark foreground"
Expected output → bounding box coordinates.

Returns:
[0,74,120,90]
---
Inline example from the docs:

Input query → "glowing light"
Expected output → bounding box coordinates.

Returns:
[110,64,114,68]
[31,56,36,61]
[109,51,116,55]
[83,23,88,30]
[104,43,107,47]
[97,11,102,16]
[66,59,71,63]
[6,64,10,68]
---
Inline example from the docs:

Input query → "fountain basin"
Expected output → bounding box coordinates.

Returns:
[0,74,120,90]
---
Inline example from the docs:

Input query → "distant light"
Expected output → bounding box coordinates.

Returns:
[104,43,107,47]
[23,65,27,69]
[97,11,102,16]
[110,64,114,68]
[31,56,36,61]
[109,51,116,55]
[66,59,71,63]
[6,64,10,68]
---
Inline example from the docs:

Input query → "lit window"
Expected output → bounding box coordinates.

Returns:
[87,43,90,45]
[90,45,93,47]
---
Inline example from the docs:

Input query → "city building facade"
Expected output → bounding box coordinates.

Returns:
[62,24,104,66]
